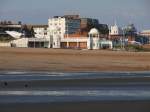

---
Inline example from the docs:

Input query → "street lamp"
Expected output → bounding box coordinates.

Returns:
[122,27,125,50]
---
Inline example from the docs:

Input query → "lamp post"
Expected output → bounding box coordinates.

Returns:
[66,22,69,48]
[122,27,125,50]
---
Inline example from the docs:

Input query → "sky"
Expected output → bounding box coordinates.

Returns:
[0,0,150,31]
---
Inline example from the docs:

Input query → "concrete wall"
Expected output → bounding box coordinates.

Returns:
[12,38,28,47]
[0,42,11,47]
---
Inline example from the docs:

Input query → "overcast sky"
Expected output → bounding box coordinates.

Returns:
[0,0,150,31]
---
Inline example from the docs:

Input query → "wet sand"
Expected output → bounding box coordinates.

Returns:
[0,101,150,112]
[1,77,150,90]
[0,48,150,72]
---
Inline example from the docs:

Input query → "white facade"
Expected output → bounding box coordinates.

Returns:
[48,17,65,48]
[33,27,48,39]
[10,38,50,48]
[11,38,28,47]
[87,28,100,50]
[53,35,61,48]
[48,17,66,39]
[48,16,80,48]
[109,24,123,35]
[48,16,80,39]
[87,28,113,50]
[0,42,11,47]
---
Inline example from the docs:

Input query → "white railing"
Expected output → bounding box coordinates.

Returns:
[61,37,87,42]
[0,42,11,47]
[28,38,49,42]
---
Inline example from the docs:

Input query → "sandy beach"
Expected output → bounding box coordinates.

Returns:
[0,47,150,72]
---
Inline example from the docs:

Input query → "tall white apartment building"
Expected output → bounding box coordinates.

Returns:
[33,25,48,38]
[48,16,81,48]
[48,17,66,39]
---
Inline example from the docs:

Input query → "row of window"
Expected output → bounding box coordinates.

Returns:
[113,31,118,34]
[53,32,62,34]
[49,23,62,26]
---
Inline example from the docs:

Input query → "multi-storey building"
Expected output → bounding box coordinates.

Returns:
[48,15,109,49]
[0,21,22,38]
[140,30,150,37]
[139,30,150,44]
[48,15,80,38]
[80,18,109,37]
[33,25,48,38]
[48,15,81,48]
[0,15,112,49]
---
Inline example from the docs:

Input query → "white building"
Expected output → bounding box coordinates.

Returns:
[87,28,100,49]
[48,16,80,37]
[11,38,28,47]
[109,23,123,36]
[11,38,49,48]
[33,25,48,39]
[48,17,65,39]
[48,16,80,48]
[88,28,113,50]
[2,28,113,50]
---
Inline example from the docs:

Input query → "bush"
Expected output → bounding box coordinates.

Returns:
[113,45,122,49]
[0,36,14,42]
[126,44,143,52]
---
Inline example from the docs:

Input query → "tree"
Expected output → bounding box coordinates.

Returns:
[30,26,35,37]
[7,21,12,25]
[124,24,137,36]
[18,21,22,25]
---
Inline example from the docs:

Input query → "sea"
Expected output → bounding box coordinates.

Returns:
[0,71,150,112]
[0,71,150,103]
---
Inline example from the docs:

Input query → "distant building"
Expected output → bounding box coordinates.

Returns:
[0,21,22,38]
[0,15,112,50]
[48,15,80,38]
[88,28,112,49]
[140,30,150,37]
[108,23,149,46]
[124,24,137,43]
[109,23,123,36]
[11,38,49,48]
[80,18,109,37]
[32,25,48,38]
[109,23,124,46]
[48,15,81,48]
[61,28,112,49]
[140,30,150,44]
[80,18,99,33]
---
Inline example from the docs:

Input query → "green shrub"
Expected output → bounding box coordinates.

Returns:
[0,36,14,42]
[126,44,144,51]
